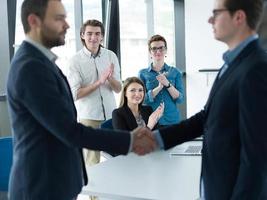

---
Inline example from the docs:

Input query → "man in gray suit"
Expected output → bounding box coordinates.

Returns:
[6,0,155,200]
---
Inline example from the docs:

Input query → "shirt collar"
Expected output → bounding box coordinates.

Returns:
[223,34,258,64]
[83,46,102,58]
[148,63,169,72]
[25,36,57,62]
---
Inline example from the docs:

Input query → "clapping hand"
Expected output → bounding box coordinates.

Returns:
[107,63,114,79]
[156,73,169,87]
[99,63,114,84]
[147,103,164,130]
[131,127,157,155]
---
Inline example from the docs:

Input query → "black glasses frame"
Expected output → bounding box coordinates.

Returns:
[211,8,230,18]
[149,46,167,53]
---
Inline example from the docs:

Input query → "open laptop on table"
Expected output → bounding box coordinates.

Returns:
[170,141,202,156]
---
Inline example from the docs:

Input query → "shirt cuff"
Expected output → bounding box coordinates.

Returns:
[128,132,134,153]
[153,130,164,149]
[148,90,154,102]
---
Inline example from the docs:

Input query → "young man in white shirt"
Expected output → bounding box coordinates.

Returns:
[68,19,121,174]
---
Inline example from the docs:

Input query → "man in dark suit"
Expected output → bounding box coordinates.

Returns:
[155,0,267,199]
[6,0,155,200]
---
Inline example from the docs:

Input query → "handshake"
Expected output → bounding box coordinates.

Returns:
[131,126,158,155]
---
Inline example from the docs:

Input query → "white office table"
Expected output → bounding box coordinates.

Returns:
[82,142,202,200]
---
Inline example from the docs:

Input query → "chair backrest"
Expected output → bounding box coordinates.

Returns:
[0,137,13,191]
[100,118,113,129]
[100,119,116,158]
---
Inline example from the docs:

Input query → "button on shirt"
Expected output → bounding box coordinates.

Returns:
[68,46,121,120]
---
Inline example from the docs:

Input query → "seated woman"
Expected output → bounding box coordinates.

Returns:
[112,77,164,131]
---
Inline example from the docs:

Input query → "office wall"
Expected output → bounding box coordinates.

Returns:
[185,0,227,117]
[0,0,12,137]
[0,1,10,93]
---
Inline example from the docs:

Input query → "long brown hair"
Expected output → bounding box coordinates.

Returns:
[119,77,146,108]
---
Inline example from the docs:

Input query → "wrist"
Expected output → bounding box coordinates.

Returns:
[165,82,171,88]
[158,84,164,90]
[96,80,102,86]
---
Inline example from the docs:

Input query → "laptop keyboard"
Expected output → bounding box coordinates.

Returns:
[185,145,202,154]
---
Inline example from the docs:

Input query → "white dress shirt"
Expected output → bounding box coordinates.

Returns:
[68,46,121,120]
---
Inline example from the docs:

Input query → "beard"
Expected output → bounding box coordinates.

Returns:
[40,23,66,49]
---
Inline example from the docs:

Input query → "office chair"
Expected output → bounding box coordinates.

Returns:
[100,118,113,129]
[100,119,117,158]
[0,136,13,192]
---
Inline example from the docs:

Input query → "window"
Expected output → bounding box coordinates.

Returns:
[14,0,24,50]
[14,0,176,80]
[15,0,75,75]
[53,0,75,75]
[154,0,175,67]
[82,0,102,22]
[119,0,175,80]
[119,0,148,80]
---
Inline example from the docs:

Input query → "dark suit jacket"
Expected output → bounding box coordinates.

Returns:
[159,40,267,200]
[112,105,156,131]
[7,41,130,200]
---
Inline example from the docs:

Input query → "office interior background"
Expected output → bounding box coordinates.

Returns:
[0,0,267,138]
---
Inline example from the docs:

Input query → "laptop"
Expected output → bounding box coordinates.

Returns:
[169,142,202,156]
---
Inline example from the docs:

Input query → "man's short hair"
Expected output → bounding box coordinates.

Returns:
[224,0,263,30]
[147,35,167,51]
[21,0,60,33]
[80,19,105,46]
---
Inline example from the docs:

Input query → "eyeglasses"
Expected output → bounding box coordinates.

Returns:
[211,8,229,19]
[150,46,167,53]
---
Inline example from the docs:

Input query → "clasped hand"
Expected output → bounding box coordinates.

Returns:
[156,73,169,87]
[99,63,114,84]
[131,127,157,155]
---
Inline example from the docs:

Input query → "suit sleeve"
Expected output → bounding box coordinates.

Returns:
[231,60,267,199]
[159,110,205,149]
[16,59,130,154]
